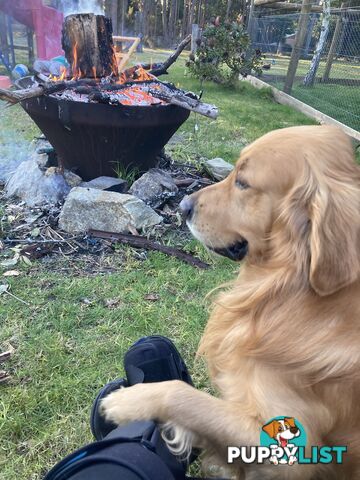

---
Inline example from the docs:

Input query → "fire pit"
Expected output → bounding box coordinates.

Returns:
[18,77,190,180]
[1,13,217,181]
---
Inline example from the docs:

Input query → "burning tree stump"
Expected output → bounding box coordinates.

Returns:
[62,14,118,78]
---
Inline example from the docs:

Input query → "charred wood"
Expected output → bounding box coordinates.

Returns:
[150,34,192,76]
[62,14,118,78]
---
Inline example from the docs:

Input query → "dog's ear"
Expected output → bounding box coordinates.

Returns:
[284,417,296,428]
[262,420,277,439]
[308,169,360,296]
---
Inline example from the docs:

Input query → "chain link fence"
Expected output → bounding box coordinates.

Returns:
[250,7,360,131]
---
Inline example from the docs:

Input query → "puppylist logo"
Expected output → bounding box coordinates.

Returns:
[228,416,347,466]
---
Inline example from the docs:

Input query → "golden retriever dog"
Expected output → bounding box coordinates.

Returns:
[102,125,360,479]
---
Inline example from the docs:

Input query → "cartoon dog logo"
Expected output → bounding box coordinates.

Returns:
[262,417,300,465]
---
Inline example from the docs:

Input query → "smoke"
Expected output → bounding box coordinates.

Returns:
[60,0,104,16]
[0,130,32,184]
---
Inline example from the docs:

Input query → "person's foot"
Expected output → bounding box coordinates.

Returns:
[124,335,193,386]
[90,378,128,441]
[91,336,193,441]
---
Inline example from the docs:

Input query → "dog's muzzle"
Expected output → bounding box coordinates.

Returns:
[210,240,249,261]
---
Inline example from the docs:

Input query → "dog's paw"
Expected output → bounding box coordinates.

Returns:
[270,456,279,465]
[100,383,169,426]
[288,455,297,465]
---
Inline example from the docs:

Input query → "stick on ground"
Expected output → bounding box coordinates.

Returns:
[88,229,210,269]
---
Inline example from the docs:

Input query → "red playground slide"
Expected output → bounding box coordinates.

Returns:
[0,0,63,60]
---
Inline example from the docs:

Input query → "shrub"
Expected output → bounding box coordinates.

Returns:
[187,21,263,85]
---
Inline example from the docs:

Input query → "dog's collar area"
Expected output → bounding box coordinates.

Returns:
[210,240,249,261]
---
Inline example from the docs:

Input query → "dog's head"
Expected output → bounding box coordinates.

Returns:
[180,125,360,296]
[262,417,300,447]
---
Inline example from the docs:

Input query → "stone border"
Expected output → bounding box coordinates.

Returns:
[243,75,360,143]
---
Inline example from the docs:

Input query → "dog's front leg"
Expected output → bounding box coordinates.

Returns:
[101,380,259,447]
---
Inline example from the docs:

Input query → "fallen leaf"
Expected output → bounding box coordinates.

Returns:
[144,293,160,302]
[20,255,32,266]
[31,227,41,238]
[0,256,19,268]
[3,270,20,277]
[104,298,121,309]
[80,297,93,305]
[0,284,9,295]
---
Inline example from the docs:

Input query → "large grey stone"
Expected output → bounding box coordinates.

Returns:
[80,176,128,193]
[5,159,71,206]
[205,158,234,181]
[59,187,162,233]
[129,168,178,208]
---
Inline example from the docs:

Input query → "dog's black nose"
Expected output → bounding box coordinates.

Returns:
[179,196,194,221]
[290,427,299,434]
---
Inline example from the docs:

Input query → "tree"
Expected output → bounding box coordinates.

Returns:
[303,0,331,86]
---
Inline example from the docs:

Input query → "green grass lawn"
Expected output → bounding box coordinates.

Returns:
[0,51,320,480]
[262,54,360,131]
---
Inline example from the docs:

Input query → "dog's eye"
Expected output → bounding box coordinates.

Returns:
[235,178,249,190]
[278,426,283,432]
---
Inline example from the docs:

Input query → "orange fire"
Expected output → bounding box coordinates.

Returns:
[111,46,119,77]
[49,65,67,82]
[116,66,156,85]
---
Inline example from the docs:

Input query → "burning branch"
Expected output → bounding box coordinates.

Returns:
[0,79,97,106]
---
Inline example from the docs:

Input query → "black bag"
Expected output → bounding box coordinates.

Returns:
[44,421,186,480]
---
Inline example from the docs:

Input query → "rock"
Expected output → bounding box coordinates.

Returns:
[80,176,128,193]
[5,159,71,206]
[59,187,162,233]
[129,168,178,208]
[63,170,83,188]
[205,158,234,181]
[45,167,82,188]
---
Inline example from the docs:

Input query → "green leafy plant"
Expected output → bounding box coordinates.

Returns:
[113,162,140,185]
[187,21,263,85]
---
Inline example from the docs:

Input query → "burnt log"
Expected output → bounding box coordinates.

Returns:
[62,13,118,78]
[145,87,219,119]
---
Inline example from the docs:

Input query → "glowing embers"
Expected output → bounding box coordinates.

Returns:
[105,85,163,106]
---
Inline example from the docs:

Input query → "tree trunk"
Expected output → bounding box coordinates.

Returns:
[62,14,118,78]
[162,0,169,43]
[322,1,345,81]
[303,0,331,86]
[188,0,195,34]
[225,0,232,21]
[168,0,178,44]
[120,0,126,35]
[181,0,188,37]
[111,0,119,35]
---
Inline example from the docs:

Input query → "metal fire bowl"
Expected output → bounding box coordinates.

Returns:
[18,78,190,181]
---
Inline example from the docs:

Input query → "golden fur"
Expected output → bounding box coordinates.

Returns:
[102,125,360,479]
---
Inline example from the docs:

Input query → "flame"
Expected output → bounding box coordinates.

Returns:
[72,42,78,78]
[116,66,155,85]
[134,66,155,82]
[111,46,119,77]
[49,65,67,82]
